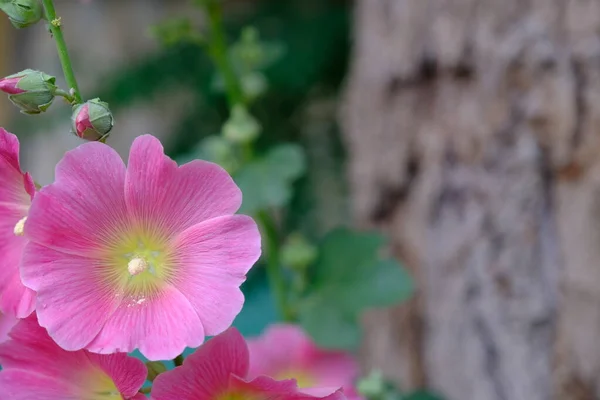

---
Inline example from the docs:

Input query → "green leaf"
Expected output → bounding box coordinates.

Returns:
[298,228,414,350]
[266,144,306,180]
[235,143,306,213]
[298,294,360,349]
[403,391,445,400]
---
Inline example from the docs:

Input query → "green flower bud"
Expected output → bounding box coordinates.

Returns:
[145,361,167,382]
[72,98,114,141]
[281,233,318,271]
[241,71,268,101]
[0,0,43,29]
[0,69,56,114]
[222,105,261,144]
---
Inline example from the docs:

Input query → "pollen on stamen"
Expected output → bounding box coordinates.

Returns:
[13,216,27,236]
[128,257,148,276]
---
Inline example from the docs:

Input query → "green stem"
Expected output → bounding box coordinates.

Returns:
[53,88,76,104]
[203,0,244,108]
[258,210,294,321]
[140,387,151,395]
[41,0,83,104]
[199,0,292,321]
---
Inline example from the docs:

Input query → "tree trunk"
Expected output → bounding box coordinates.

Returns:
[342,1,600,399]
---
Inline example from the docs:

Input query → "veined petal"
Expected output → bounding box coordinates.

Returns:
[0,315,147,400]
[125,135,242,235]
[25,141,127,256]
[86,285,205,361]
[21,243,121,351]
[171,215,261,335]
[151,328,249,400]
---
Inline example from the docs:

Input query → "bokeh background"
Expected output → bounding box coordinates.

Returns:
[3,1,600,399]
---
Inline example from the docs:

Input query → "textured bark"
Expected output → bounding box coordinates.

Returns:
[342,1,600,399]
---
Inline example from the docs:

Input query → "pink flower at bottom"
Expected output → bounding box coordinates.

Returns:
[21,135,261,360]
[247,325,361,399]
[0,314,147,400]
[0,128,36,318]
[151,328,347,400]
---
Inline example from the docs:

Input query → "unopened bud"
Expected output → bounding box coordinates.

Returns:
[0,0,43,29]
[71,98,114,141]
[281,233,318,271]
[0,69,56,114]
[222,105,261,144]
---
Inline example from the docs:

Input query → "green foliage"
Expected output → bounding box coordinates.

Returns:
[298,229,414,350]
[357,371,445,400]
[403,391,445,400]
[149,17,204,47]
[235,143,306,213]
[145,361,167,382]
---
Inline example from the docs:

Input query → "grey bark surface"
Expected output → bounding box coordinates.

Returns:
[342,1,600,399]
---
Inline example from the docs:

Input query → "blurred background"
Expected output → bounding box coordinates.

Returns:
[3,1,600,399]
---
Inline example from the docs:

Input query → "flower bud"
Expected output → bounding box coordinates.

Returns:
[0,0,43,29]
[0,69,56,114]
[222,105,261,144]
[281,233,318,271]
[71,98,114,141]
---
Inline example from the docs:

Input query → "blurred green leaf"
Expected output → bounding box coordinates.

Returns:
[150,17,204,47]
[298,294,360,349]
[298,228,414,350]
[235,143,306,213]
[403,391,445,400]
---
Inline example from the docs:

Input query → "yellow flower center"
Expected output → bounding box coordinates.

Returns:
[103,225,174,296]
[83,368,122,400]
[13,216,27,236]
[276,370,315,388]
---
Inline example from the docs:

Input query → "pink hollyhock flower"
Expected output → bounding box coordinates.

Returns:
[151,327,347,400]
[21,135,261,360]
[0,314,147,400]
[247,325,361,399]
[0,128,36,318]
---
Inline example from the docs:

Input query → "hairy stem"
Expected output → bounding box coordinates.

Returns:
[41,0,83,104]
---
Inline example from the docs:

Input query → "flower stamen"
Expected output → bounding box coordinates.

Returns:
[13,216,27,236]
[128,257,148,276]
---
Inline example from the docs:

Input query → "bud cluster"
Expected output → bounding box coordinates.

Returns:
[0,69,114,142]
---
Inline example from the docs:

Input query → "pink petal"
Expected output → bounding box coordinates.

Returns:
[231,376,348,400]
[248,325,360,393]
[151,328,249,400]
[25,141,127,256]
[20,243,121,351]
[248,324,315,379]
[125,135,242,235]
[0,128,35,198]
[86,285,205,361]
[0,129,35,318]
[0,371,78,400]
[0,315,146,399]
[0,236,35,318]
[0,313,16,343]
[171,215,261,335]
[88,352,148,397]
